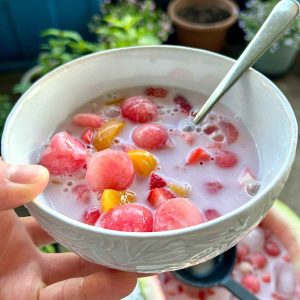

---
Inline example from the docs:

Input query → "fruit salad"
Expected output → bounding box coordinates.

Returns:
[39,86,260,232]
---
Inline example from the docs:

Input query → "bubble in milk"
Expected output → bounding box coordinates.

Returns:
[104,105,120,118]
[246,182,260,196]
[179,118,195,132]
[63,187,69,192]
[67,181,73,187]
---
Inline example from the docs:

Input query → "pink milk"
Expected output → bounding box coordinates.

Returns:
[41,86,260,225]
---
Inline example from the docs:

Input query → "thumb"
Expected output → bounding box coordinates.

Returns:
[0,160,49,211]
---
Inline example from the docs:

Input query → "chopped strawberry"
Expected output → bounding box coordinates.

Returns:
[181,132,195,145]
[132,123,169,150]
[147,188,175,209]
[203,209,221,221]
[72,113,103,129]
[215,150,238,168]
[219,120,239,144]
[241,274,260,294]
[145,87,168,98]
[248,253,267,269]
[154,198,206,231]
[203,124,218,135]
[149,173,167,190]
[262,273,271,283]
[121,96,157,123]
[204,181,223,194]
[186,147,211,165]
[72,184,92,203]
[40,131,87,176]
[264,241,281,257]
[198,290,206,300]
[212,133,224,142]
[237,244,249,262]
[174,95,192,114]
[82,206,100,225]
[86,149,135,192]
[81,128,94,144]
[100,204,153,232]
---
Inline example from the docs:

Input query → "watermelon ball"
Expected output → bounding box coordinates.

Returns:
[132,123,169,150]
[39,131,87,176]
[121,96,158,123]
[154,198,206,231]
[100,204,154,232]
[86,149,135,192]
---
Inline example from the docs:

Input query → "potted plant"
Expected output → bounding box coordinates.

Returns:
[239,0,300,77]
[167,0,239,52]
[14,0,172,95]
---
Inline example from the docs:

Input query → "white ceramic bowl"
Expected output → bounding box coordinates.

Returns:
[2,46,297,273]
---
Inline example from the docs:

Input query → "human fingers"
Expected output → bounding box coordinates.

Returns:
[0,159,49,211]
[40,269,137,300]
[42,253,109,284]
[21,216,55,246]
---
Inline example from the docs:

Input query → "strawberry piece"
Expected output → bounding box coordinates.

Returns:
[212,133,224,142]
[82,206,100,225]
[121,96,157,123]
[132,123,169,150]
[203,124,218,135]
[72,184,92,203]
[149,173,167,190]
[181,132,195,145]
[204,181,224,194]
[219,120,239,144]
[86,149,135,192]
[81,128,94,144]
[198,290,206,300]
[72,113,103,129]
[147,188,175,209]
[237,244,250,262]
[241,274,260,294]
[40,131,87,176]
[145,87,168,98]
[264,241,281,257]
[100,204,153,232]
[186,147,211,165]
[154,198,206,231]
[262,273,271,283]
[203,209,221,221]
[248,253,267,269]
[215,150,238,168]
[174,95,192,114]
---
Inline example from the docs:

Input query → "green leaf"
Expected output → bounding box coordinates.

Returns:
[40,244,57,253]
[138,34,160,45]
[13,81,32,94]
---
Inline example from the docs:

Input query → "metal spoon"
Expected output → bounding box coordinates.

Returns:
[173,246,259,300]
[193,0,300,125]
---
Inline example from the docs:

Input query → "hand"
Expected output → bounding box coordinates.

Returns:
[0,159,137,300]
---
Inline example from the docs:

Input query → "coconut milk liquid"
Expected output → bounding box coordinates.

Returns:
[42,86,260,222]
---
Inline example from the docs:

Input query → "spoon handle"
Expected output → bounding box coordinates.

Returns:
[193,0,300,125]
[222,277,259,300]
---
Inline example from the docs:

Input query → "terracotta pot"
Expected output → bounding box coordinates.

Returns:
[168,0,239,52]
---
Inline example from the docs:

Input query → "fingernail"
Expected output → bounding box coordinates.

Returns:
[8,165,48,184]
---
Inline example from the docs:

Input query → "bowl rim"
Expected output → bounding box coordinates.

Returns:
[2,45,298,238]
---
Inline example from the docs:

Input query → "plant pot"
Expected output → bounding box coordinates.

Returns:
[167,0,239,52]
[254,44,299,77]
[0,0,103,72]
